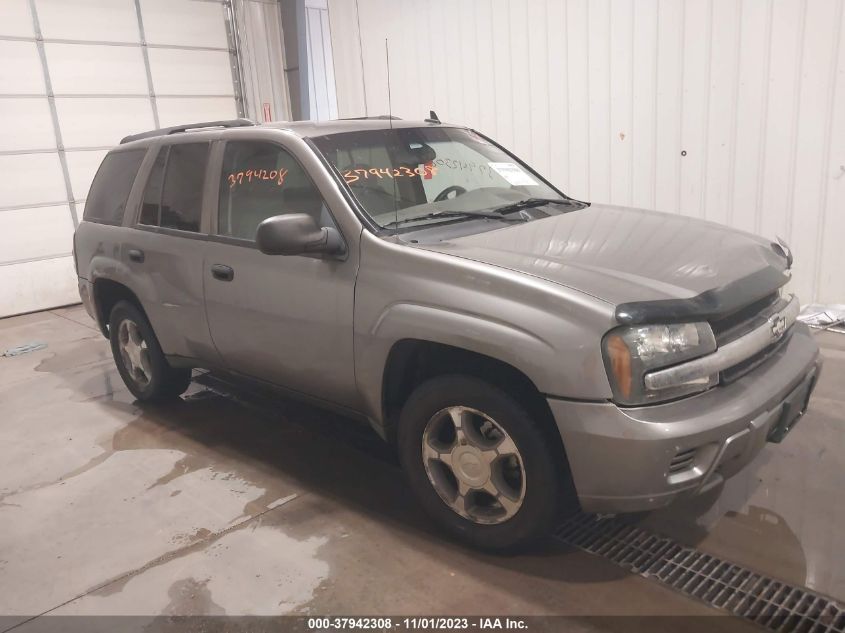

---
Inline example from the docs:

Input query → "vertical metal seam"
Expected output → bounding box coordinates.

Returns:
[474,0,482,131]
[525,0,534,167]
[544,0,552,176]
[27,0,79,228]
[473,0,485,131]
[652,0,660,209]
[507,0,515,144]
[726,0,744,226]
[699,0,714,219]
[783,0,809,246]
[325,0,342,119]
[134,0,160,129]
[629,0,635,206]
[489,0,497,136]
[586,0,592,198]
[305,8,316,117]
[676,0,686,215]
[607,0,612,203]
[811,0,844,301]
[459,3,470,123]
[223,0,247,118]
[753,0,775,235]
[354,0,368,116]
[265,3,281,119]
[317,8,333,120]
[563,0,570,188]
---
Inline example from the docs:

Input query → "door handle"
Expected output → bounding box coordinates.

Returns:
[211,264,234,281]
[128,249,144,263]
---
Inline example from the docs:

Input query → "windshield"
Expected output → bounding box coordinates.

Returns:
[310,127,568,229]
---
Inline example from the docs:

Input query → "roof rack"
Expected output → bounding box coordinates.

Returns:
[120,118,256,144]
[338,115,402,121]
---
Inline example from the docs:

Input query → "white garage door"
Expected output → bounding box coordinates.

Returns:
[0,0,243,318]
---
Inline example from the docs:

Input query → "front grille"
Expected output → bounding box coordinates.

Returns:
[709,290,791,384]
[668,448,696,474]
[721,332,790,384]
[711,291,782,345]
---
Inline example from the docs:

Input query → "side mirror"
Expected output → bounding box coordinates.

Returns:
[255,213,345,257]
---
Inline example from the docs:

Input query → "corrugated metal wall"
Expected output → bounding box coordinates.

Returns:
[328,0,845,304]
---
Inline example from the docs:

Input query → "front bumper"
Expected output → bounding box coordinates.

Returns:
[549,322,821,514]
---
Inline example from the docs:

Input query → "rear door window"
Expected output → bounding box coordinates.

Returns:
[158,143,209,232]
[83,149,146,225]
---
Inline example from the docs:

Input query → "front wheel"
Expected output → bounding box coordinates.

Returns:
[108,300,192,402]
[397,375,571,550]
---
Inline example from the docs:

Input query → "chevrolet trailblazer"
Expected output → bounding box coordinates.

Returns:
[73,116,821,549]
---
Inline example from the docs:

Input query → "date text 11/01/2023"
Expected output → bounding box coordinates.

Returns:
[306,617,528,630]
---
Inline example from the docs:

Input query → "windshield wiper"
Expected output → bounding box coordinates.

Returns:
[382,210,527,230]
[488,197,574,215]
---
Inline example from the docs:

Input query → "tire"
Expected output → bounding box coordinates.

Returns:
[108,300,192,402]
[397,374,571,550]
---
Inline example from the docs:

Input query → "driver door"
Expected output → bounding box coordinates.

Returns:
[202,138,359,410]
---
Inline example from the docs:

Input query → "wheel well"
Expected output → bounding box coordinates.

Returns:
[382,340,569,461]
[92,279,145,337]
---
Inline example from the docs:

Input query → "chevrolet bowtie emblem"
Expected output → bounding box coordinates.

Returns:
[770,315,787,339]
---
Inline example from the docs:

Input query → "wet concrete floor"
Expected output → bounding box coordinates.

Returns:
[0,305,841,629]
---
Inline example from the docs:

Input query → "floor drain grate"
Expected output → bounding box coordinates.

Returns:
[557,513,845,632]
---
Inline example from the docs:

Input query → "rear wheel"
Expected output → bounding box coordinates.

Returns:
[108,300,191,401]
[398,375,572,549]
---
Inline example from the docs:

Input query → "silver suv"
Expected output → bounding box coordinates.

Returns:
[74,117,822,549]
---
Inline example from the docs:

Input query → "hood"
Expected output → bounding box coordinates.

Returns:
[417,204,790,313]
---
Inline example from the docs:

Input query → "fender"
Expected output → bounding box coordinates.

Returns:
[356,301,563,426]
[87,253,159,331]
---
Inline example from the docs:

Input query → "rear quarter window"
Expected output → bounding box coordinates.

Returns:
[83,149,146,225]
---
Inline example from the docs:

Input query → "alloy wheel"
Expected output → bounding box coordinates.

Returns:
[117,319,152,388]
[421,406,526,525]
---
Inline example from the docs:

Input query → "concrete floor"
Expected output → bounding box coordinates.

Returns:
[0,305,842,630]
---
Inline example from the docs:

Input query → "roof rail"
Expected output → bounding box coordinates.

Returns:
[120,118,256,144]
[339,115,402,121]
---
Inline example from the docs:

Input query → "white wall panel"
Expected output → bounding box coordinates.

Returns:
[305,4,338,120]
[0,98,56,151]
[65,149,109,202]
[155,96,237,127]
[0,42,46,95]
[789,0,843,302]
[0,0,33,37]
[36,0,139,43]
[147,49,234,96]
[731,0,770,235]
[140,0,228,48]
[55,98,155,147]
[817,2,845,303]
[630,0,658,210]
[330,0,845,304]
[609,0,633,207]
[0,257,79,316]
[565,0,590,200]
[587,0,611,202]
[0,153,66,208]
[701,0,740,227]
[0,205,74,263]
[45,44,148,94]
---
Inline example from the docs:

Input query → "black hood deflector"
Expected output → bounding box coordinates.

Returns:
[614,265,791,325]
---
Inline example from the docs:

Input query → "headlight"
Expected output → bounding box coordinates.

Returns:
[602,322,717,405]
